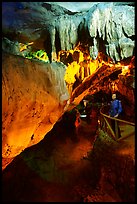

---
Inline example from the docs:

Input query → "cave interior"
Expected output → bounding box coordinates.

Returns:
[2,2,135,202]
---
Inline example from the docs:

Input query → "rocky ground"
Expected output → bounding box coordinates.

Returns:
[2,117,135,202]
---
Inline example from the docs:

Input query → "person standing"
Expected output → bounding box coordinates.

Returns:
[109,93,123,138]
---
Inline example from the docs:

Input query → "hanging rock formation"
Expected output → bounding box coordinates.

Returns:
[2,2,135,62]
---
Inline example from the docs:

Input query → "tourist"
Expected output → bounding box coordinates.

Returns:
[109,93,123,138]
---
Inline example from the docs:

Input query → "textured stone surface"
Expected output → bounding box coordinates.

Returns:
[2,2,135,170]
[87,129,135,202]
[2,2,135,62]
[2,52,69,169]
[2,119,135,202]
[87,4,135,61]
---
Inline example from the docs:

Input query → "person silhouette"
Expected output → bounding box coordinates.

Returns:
[109,93,123,138]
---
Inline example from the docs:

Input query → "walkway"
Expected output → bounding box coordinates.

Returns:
[118,123,135,141]
[2,116,135,202]
[99,105,135,142]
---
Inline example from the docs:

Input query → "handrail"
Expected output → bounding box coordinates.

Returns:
[99,105,135,141]
[100,106,135,126]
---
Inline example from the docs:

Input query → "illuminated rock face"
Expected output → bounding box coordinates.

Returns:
[2,52,69,170]
[2,2,135,170]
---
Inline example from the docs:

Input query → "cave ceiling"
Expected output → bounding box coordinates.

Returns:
[2,1,135,105]
[2,2,135,61]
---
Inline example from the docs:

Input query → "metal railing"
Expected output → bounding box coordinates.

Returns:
[99,105,135,141]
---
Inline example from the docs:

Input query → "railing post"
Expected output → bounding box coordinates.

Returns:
[115,120,119,140]
[103,116,116,139]
[100,105,135,141]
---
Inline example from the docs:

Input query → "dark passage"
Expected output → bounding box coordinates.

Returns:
[2,107,135,202]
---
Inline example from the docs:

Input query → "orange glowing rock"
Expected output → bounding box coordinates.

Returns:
[2,52,69,170]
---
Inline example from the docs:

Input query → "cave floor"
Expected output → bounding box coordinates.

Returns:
[2,119,135,202]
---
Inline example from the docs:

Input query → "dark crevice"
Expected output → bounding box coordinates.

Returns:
[122,26,135,41]
[55,28,61,58]
[78,18,91,45]
[43,30,52,62]
[108,70,122,80]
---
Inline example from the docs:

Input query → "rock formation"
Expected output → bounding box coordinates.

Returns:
[2,2,135,62]
[2,52,69,170]
[2,2,135,169]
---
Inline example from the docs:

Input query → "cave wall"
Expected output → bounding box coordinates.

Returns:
[2,52,69,170]
[2,2,135,170]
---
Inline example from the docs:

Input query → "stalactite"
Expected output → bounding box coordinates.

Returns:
[50,25,57,61]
